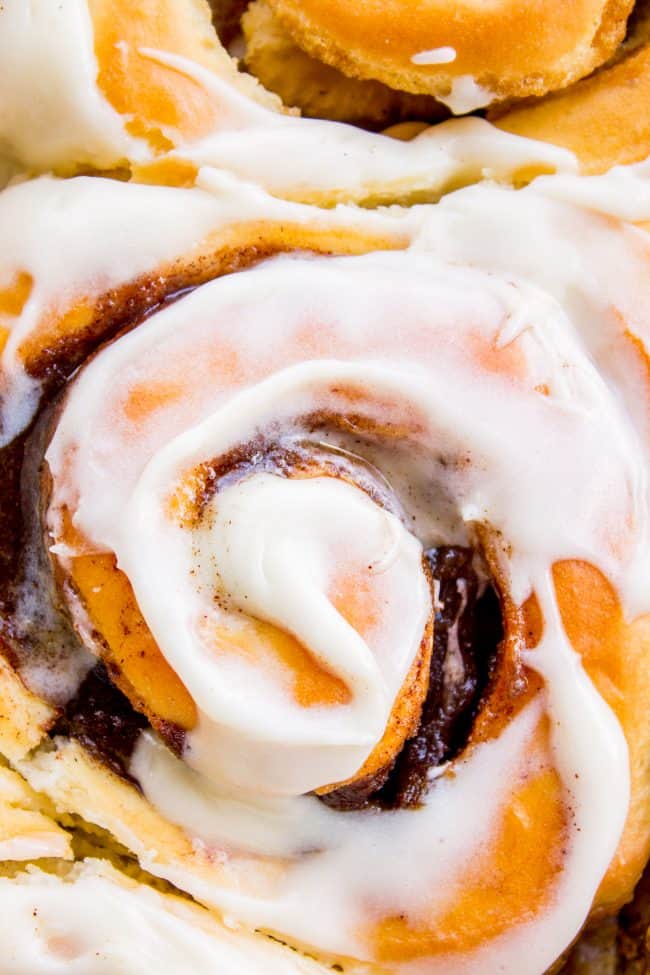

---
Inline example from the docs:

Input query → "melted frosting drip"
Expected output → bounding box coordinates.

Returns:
[0,0,136,173]
[127,462,431,794]
[436,76,494,114]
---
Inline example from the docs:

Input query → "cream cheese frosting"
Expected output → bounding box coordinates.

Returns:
[138,50,575,203]
[35,169,650,971]
[0,0,137,173]
[435,76,494,114]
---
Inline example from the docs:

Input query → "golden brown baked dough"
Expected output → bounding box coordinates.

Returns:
[0,765,72,865]
[264,0,634,104]
[493,36,650,173]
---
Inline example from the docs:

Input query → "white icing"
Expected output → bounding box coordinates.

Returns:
[0,0,575,202]
[0,176,224,445]
[536,157,650,221]
[0,861,333,974]
[410,47,457,65]
[40,171,650,971]
[437,76,494,114]
[141,50,574,200]
[0,2,646,972]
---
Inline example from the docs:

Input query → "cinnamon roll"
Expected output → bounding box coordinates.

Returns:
[0,759,328,972]
[0,158,648,974]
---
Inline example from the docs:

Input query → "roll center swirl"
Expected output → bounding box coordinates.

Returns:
[137,455,432,795]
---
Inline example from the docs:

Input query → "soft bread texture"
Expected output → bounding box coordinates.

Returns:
[85,0,284,145]
[13,561,650,925]
[552,564,650,914]
[0,175,410,413]
[14,739,240,900]
[242,0,446,128]
[0,656,54,764]
[264,0,634,105]
[59,550,434,795]
[0,765,71,864]
[0,0,284,177]
[0,3,649,970]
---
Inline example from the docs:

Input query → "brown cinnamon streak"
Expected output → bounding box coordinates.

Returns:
[51,663,148,785]
[322,546,502,810]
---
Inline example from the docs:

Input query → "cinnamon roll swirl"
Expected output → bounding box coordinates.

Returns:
[0,161,648,974]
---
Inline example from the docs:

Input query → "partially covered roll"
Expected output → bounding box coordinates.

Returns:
[0,162,649,974]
